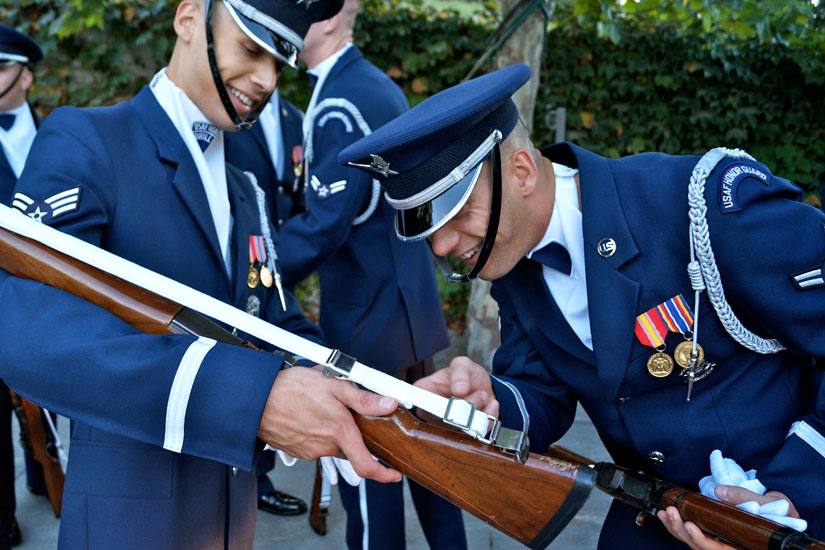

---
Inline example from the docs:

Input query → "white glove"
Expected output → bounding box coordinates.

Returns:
[699,449,807,532]
[320,456,363,487]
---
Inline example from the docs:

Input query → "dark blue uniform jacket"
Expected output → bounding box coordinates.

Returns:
[277,45,448,371]
[0,87,322,550]
[225,97,306,229]
[490,143,825,547]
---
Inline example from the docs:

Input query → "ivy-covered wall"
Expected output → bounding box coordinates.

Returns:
[533,27,825,197]
[4,0,824,196]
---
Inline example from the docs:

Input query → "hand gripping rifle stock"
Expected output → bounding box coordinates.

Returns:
[545,446,825,550]
[0,220,595,549]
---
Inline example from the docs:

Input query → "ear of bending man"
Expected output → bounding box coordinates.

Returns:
[0,1,401,549]
[340,64,825,550]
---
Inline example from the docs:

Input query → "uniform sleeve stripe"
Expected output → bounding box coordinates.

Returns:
[787,420,825,460]
[491,375,530,434]
[163,337,216,453]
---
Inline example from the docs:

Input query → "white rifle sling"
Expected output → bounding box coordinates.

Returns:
[0,204,528,461]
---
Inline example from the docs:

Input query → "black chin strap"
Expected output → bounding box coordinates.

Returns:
[205,0,269,130]
[432,143,503,283]
[0,64,25,101]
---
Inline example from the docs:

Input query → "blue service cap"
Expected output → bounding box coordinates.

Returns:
[0,24,42,67]
[222,0,343,68]
[338,64,531,241]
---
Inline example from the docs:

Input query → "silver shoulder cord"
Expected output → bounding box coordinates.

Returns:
[303,97,380,226]
[685,147,786,399]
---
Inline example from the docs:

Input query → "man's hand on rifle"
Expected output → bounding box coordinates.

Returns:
[657,486,800,550]
[257,365,402,483]
[414,356,500,416]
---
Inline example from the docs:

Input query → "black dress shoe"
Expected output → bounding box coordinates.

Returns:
[257,489,308,516]
[27,484,48,497]
[3,516,21,548]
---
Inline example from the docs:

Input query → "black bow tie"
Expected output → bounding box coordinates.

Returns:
[532,242,572,276]
[0,113,15,131]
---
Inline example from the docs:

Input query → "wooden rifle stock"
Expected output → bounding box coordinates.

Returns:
[308,459,328,535]
[544,447,825,550]
[7,390,64,517]
[0,224,596,548]
[3,221,825,549]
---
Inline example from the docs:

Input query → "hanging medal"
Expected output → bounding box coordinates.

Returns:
[634,309,674,378]
[251,236,274,289]
[656,294,704,369]
[292,145,305,194]
[247,236,261,288]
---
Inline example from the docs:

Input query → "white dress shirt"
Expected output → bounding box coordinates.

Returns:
[526,163,593,350]
[258,92,285,180]
[302,42,354,139]
[149,68,233,276]
[0,101,37,178]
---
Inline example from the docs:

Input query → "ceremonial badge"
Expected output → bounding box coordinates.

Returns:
[635,309,674,377]
[249,235,272,288]
[247,264,260,288]
[674,340,704,369]
[654,294,703,369]
[292,145,305,194]
[647,352,674,378]
[260,266,274,288]
[246,295,261,317]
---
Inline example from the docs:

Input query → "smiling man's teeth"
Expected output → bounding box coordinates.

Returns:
[231,88,253,107]
[460,245,480,260]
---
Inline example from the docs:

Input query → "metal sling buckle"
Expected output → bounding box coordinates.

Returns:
[322,349,355,378]
[443,397,530,463]
[443,396,476,430]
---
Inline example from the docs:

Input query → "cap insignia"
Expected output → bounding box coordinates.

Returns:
[348,154,398,178]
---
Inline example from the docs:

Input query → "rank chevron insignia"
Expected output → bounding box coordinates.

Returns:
[309,175,346,200]
[791,260,825,291]
[12,187,81,223]
[347,154,398,178]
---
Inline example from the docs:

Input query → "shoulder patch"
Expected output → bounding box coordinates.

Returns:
[12,187,81,223]
[309,175,346,200]
[317,110,354,133]
[718,163,769,214]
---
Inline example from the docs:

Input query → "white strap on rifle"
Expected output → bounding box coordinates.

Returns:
[0,205,527,460]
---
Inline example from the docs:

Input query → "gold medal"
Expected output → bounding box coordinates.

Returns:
[673,340,704,369]
[247,265,260,288]
[260,266,273,288]
[647,352,674,378]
